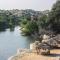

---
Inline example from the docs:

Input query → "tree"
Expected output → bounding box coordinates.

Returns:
[37,14,49,35]
[48,0,60,33]
[21,21,38,35]
[38,15,48,29]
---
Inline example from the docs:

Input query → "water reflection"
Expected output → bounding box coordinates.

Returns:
[10,27,15,32]
[0,29,6,32]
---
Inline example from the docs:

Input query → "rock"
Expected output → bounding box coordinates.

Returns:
[43,34,50,40]
[40,49,50,55]
[40,43,51,55]
[42,34,50,43]
[30,43,35,50]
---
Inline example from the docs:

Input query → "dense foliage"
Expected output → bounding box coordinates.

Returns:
[0,0,60,35]
[0,12,20,31]
[48,0,60,33]
[21,0,60,35]
[21,20,38,35]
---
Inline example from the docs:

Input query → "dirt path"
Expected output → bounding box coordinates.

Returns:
[19,49,60,60]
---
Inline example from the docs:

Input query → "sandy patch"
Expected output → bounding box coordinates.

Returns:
[19,49,60,60]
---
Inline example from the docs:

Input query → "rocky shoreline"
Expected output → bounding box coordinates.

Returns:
[8,34,60,60]
[8,48,33,60]
[8,49,60,60]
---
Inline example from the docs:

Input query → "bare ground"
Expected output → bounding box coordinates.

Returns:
[19,49,60,60]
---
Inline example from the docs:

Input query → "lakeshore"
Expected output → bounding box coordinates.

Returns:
[8,34,60,60]
[8,49,60,60]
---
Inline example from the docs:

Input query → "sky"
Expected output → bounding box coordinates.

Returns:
[0,0,56,11]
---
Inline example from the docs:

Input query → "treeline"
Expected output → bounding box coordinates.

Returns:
[0,11,20,31]
[21,0,60,36]
[0,0,60,35]
[0,9,48,31]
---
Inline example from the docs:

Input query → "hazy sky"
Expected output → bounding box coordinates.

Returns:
[0,0,56,11]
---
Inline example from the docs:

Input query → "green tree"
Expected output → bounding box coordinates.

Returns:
[21,21,38,35]
[49,0,60,33]
[38,15,48,29]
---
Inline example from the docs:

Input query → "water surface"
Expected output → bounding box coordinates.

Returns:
[0,26,34,60]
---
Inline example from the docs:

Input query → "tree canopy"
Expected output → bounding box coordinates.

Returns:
[48,0,60,33]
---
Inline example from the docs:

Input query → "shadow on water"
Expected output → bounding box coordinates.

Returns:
[10,27,15,32]
[0,27,15,33]
[0,27,15,32]
[0,29,6,32]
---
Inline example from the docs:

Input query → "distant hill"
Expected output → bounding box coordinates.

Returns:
[0,9,49,17]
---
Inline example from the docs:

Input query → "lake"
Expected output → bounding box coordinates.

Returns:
[0,26,34,60]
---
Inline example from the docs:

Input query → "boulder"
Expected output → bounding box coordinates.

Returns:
[40,43,51,55]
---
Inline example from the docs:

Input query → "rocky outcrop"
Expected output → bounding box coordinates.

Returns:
[8,34,60,60]
[42,34,60,48]
[32,34,60,55]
